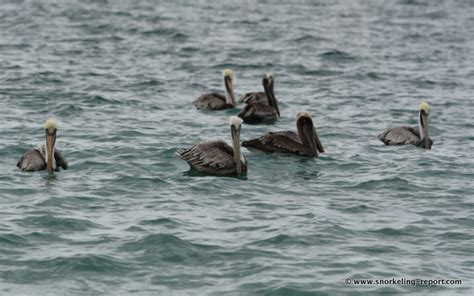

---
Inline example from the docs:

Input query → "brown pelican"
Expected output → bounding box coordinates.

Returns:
[240,91,267,105]
[193,69,236,110]
[175,116,247,176]
[378,102,433,149]
[238,73,280,124]
[242,112,324,157]
[17,118,68,172]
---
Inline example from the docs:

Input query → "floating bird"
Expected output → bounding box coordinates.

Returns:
[378,102,433,149]
[175,116,247,176]
[193,69,236,110]
[17,118,68,172]
[242,111,324,157]
[240,91,267,105]
[238,73,280,124]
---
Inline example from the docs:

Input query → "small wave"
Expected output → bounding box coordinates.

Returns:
[252,286,317,296]
[139,217,181,228]
[369,226,422,236]
[14,215,102,232]
[350,245,402,254]
[303,68,343,77]
[320,50,356,62]
[352,177,416,190]
[340,204,377,214]
[126,79,163,88]
[435,231,473,240]
[398,0,428,6]
[142,28,188,40]
[82,94,115,106]
[248,234,337,247]
[0,233,28,245]
[366,71,384,80]
[226,225,267,232]
[179,46,200,53]
[290,34,330,43]
[39,254,131,274]
[0,43,31,50]
[119,234,218,263]
[56,103,84,116]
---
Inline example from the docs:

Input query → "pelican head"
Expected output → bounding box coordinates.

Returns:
[44,118,58,172]
[263,73,274,84]
[419,101,430,115]
[418,101,431,149]
[296,112,324,157]
[223,69,235,107]
[262,73,280,117]
[230,116,243,175]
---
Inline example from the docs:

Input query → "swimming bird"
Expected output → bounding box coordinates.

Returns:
[378,102,433,149]
[17,118,68,172]
[175,116,247,176]
[193,69,236,110]
[242,111,324,157]
[238,73,280,124]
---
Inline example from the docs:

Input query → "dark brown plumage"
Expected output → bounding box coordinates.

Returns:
[238,103,279,124]
[17,145,68,172]
[176,116,246,176]
[238,74,280,124]
[377,102,433,149]
[176,141,246,176]
[193,93,233,110]
[193,69,236,110]
[240,91,267,105]
[378,126,433,148]
[242,112,324,157]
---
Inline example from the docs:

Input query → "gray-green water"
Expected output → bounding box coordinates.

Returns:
[1,0,473,295]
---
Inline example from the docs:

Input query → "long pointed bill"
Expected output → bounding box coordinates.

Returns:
[224,76,235,107]
[231,125,242,176]
[45,131,56,172]
[297,115,322,157]
[263,79,280,117]
[421,113,430,149]
[303,125,318,156]
[314,129,324,153]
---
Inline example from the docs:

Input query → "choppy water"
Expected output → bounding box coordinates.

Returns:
[1,0,473,295]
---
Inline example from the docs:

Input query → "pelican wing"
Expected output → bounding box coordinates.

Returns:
[377,126,421,145]
[240,92,267,104]
[54,149,68,170]
[176,141,236,172]
[242,131,309,155]
[17,149,45,172]
[193,93,229,110]
[237,103,278,124]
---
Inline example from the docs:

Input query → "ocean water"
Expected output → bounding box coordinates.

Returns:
[0,0,473,295]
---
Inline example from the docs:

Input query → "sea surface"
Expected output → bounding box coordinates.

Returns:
[0,0,473,295]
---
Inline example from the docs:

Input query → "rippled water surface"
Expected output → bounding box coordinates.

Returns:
[1,0,473,295]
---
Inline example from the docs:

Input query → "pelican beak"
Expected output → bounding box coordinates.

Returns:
[301,124,319,156]
[314,129,324,153]
[224,75,235,107]
[297,113,323,156]
[231,122,242,176]
[421,111,430,149]
[263,76,280,117]
[45,129,56,172]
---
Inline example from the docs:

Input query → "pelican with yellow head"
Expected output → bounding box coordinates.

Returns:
[193,69,236,110]
[175,116,247,176]
[17,118,69,172]
[378,102,433,149]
